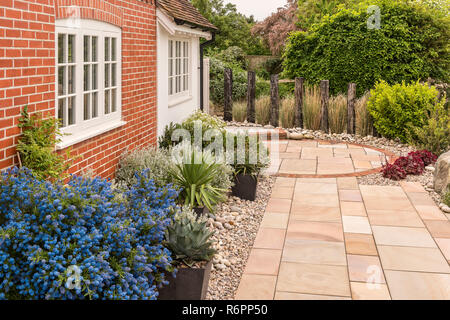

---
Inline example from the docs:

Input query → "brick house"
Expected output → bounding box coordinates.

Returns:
[0,0,216,179]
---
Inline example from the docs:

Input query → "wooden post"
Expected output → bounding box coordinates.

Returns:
[320,80,329,132]
[247,71,256,123]
[295,77,304,128]
[270,74,279,127]
[224,68,233,122]
[347,83,356,134]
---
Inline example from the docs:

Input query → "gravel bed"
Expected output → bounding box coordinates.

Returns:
[205,175,274,300]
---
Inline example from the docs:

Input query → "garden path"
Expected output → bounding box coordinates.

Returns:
[235,140,450,300]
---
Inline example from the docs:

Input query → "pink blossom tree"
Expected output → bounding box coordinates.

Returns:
[251,0,299,55]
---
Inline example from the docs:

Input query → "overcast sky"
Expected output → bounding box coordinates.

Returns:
[225,0,288,21]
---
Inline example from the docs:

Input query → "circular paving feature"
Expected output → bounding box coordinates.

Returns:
[265,140,396,178]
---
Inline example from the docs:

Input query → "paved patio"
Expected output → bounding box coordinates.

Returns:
[265,140,394,177]
[235,141,450,300]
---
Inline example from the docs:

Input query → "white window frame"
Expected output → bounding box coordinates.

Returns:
[168,37,191,103]
[55,19,123,149]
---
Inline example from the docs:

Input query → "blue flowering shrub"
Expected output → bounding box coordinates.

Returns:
[0,167,178,300]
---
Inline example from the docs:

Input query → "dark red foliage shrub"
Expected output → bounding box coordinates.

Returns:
[394,155,424,175]
[382,163,407,180]
[382,149,436,181]
[408,150,438,166]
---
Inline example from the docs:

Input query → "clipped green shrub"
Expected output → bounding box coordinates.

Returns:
[367,81,442,142]
[283,0,450,96]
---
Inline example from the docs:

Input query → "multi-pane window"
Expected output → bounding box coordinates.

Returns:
[83,35,99,120]
[168,39,189,96]
[57,34,76,127]
[56,20,121,143]
[104,37,118,114]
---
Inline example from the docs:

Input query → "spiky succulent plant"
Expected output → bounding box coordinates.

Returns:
[165,208,216,265]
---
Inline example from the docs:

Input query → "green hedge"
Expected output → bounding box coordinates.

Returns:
[283,0,450,96]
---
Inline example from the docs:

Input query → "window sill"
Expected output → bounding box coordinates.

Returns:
[56,120,127,150]
[168,95,192,108]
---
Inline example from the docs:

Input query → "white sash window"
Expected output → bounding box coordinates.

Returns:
[168,38,190,99]
[56,19,123,148]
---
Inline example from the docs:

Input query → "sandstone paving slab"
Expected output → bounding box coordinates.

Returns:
[235,274,277,300]
[378,246,450,273]
[282,239,347,266]
[276,262,351,297]
[350,282,391,300]
[372,226,437,248]
[384,270,450,300]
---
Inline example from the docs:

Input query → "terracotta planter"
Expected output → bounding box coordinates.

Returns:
[231,174,258,201]
[158,261,212,300]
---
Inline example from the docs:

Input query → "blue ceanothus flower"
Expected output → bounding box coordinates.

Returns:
[0,167,178,300]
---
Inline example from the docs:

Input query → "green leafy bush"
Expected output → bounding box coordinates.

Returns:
[407,94,450,155]
[367,81,442,142]
[284,0,450,96]
[158,122,183,150]
[165,207,216,265]
[116,147,176,188]
[17,106,74,181]
[209,57,248,106]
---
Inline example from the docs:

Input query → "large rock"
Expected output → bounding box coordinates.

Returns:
[434,151,450,193]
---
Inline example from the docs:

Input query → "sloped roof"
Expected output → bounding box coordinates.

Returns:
[157,0,217,31]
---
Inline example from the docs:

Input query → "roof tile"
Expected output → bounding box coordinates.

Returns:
[157,0,217,30]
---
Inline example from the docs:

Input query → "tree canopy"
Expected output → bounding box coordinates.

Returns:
[190,0,270,55]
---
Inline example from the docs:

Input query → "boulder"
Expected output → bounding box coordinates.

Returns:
[288,132,305,140]
[434,151,450,193]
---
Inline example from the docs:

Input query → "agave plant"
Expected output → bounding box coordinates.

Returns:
[169,144,227,212]
[165,208,216,265]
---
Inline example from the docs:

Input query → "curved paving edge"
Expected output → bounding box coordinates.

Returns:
[271,139,398,179]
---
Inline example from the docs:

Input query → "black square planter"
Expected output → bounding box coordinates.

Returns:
[231,174,258,201]
[158,261,212,300]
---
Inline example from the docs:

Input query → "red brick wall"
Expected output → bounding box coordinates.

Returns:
[0,0,157,179]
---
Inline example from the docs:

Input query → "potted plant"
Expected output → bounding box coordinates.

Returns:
[158,208,216,300]
[169,145,227,214]
[227,133,270,201]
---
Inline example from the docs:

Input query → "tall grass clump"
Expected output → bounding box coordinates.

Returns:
[328,94,347,133]
[356,92,371,136]
[256,95,271,125]
[303,86,321,130]
[280,96,295,128]
[232,101,247,122]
